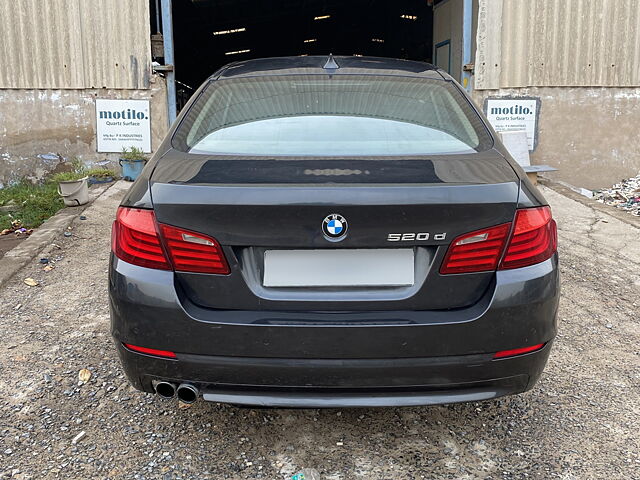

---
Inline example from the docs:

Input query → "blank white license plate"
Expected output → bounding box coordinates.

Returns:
[263,249,414,287]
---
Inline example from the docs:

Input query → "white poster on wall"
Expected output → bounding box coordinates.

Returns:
[484,97,540,151]
[96,99,151,153]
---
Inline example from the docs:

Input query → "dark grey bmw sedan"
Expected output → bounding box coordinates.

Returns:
[109,55,559,407]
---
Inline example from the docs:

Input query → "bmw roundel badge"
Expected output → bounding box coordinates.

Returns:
[322,213,348,241]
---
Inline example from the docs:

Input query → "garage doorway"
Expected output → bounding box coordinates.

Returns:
[151,0,475,118]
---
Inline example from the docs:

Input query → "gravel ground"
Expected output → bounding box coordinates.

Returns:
[0,182,638,480]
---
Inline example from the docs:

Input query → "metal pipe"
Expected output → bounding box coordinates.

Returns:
[160,0,177,124]
[461,0,473,92]
[176,383,199,404]
[154,381,177,399]
[155,0,161,34]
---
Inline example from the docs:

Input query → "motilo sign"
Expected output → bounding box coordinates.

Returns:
[484,96,541,151]
[96,99,152,153]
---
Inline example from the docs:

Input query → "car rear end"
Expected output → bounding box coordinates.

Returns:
[108,56,559,407]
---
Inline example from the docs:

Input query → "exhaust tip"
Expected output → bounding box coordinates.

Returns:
[176,383,199,404]
[155,381,176,399]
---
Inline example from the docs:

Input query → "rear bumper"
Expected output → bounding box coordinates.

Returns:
[109,255,559,407]
[115,342,551,407]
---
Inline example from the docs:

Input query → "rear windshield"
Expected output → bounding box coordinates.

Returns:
[173,75,493,156]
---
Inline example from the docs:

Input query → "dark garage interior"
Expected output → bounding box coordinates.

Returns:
[151,0,435,108]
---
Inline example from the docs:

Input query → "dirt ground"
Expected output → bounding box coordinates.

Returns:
[0,235,25,259]
[0,181,638,480]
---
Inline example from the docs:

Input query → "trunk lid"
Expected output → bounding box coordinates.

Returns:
[150,149,519,311]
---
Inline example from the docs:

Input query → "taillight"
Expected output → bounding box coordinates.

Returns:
[440,206,557,274]
[499,206,557,270]
[159,224,230,274]
[112,207,229,274]
[440,223,511,274]
[112,208,171,270]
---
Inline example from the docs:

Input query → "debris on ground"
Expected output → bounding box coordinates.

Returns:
[292,469,322,480]
[71,431,87,445]
[40,253,63,272]
[23,278,39,287]
[14,227,32,237]
[0,219,33,237]
[594,173,640,216]
[78,368,92,383]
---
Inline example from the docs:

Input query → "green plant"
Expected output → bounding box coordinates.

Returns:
[0,181,64,230]
[87,167,118,179]
[46,157,87,184]
[50,171,87,183]
[121,146,147,161]
[70,157,85,173]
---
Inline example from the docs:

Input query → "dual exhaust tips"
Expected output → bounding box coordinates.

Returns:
[154,381,198,404]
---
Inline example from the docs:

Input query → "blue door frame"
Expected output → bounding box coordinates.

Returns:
[461,0,473,91]
[160,0,177,125]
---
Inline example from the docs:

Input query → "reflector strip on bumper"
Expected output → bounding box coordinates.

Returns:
[493,343,545,359]
[123,343,177,359]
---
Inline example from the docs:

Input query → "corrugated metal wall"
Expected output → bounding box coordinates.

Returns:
[0,0,151,89]
[476,0,640,89]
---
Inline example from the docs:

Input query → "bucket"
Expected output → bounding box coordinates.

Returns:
[119,158,146,181]
[57,177,89,207]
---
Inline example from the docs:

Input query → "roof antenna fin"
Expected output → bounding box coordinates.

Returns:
[323,54,340,70]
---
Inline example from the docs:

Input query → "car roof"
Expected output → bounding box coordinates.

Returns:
[211,55,448,81]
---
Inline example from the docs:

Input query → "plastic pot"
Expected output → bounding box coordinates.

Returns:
[57,177,89,206]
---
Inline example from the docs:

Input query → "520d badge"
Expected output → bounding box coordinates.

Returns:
[387,232,447,241]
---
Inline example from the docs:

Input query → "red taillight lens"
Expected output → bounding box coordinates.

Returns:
[160,224,230,274]
[123,343,177,359]
[112,208,171,270]
[112,207,230,274]
[440,206,557,274]
[493,343,545,359]
[499,206,557,270]
[440,223,511,274]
